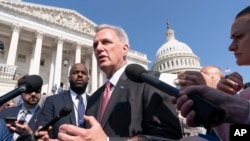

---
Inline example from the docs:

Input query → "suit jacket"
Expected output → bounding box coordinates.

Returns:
[86,71,182,140]
[37,90,88,138]
[0,105,41,132]
[0,119,13,141]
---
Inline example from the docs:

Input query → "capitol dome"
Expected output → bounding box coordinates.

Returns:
[152,22,201,73]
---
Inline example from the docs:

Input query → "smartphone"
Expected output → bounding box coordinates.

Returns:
[18,119,25,125]
[5,117,17,126]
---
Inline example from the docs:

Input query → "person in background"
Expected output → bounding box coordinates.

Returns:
[57,82,64,94]
[175,5,250,141]
[175,65,223,138]
[56,24,182,141]
[51,84,57,95]
[38,92,47,108]
[177,65,223,89]
[206,5,250,141]
[37,63,89,139]
[0,74,42,141]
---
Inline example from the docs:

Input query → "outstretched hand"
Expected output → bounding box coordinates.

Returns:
[217,72,244,94]
[58,115,107,141]
[174,85,249,126]
[34,126,54,141]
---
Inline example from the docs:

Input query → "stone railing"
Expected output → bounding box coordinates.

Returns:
[128,49,147,59]
[0,64,17,80]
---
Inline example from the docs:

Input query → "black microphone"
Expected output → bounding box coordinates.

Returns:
[125,63,225,126]
[38,105,72,131]
[0,75,43,105]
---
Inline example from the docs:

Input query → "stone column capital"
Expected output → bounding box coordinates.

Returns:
[35,31,44,39]
[11,23,22,33]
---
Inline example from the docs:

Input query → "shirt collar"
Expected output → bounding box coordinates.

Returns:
[69,89,87,98]
[108,64,127,86]
[20,104,39,115]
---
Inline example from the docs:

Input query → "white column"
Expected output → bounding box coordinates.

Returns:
[91,51,98,93]
[84,56,90,93]
[29,31,43,74]
[85,56,90,71]
[99,71,104,87]
[48,48,56,95]
[53,37,64,88]
[75,43,81,63]
[6,24,21,65]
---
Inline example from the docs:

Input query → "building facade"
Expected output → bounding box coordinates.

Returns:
[152,22,201,73]
[152,22,205,136]
[0,0,150,96]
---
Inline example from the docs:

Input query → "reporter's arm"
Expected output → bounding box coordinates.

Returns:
[177,85,249,126]
[225,95,249,124]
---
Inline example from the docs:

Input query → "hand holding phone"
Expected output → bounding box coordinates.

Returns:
[18,119,25,125]
[5,117,17,126]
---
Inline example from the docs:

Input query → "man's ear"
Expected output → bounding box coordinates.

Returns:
[122,43,129,56]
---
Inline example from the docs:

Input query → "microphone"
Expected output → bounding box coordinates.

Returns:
[0,75,43,105]
[125,63,225,126]
[38,105,72,131]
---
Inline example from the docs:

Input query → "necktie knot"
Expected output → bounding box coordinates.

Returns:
[104,82,112,97]
[106,81,112,88]
[20,109,30,122]
[77,95,83,102]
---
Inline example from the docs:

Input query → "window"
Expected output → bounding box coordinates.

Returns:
[17,54,26,63]
[40,59,45,66]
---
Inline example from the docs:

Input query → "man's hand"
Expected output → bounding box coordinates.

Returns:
[176,85,249,126]
[6,121,33,136]
[58,115,107,141]
[217,72,244,94]
[34,126,54,141]
[177,71,207,87]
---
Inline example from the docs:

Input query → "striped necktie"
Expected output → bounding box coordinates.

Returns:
[19,109,29,122]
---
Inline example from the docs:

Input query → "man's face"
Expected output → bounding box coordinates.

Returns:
[229,15,250,66]
[93,28,128,75]
[21,90,41,106]
[69,64,89,94]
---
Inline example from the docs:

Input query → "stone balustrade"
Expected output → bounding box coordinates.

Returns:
[0,64,17,80]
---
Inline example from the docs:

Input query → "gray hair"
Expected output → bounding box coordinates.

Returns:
[95,24,130,47]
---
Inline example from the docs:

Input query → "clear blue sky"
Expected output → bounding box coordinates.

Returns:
[23,0,250,82]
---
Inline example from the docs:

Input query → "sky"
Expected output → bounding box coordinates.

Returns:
[23,0,250,82]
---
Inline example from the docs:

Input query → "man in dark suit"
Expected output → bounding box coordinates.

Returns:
[37,63,89,139]
[0,75,42,140]
[57,24,182,141]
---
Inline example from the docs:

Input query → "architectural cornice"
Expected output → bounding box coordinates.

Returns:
[0,0,96,36]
